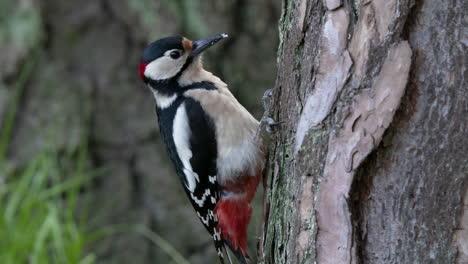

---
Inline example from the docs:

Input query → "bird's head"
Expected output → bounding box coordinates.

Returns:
[139,33,228,82]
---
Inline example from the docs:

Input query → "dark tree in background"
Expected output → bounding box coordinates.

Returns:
[0,0,279,263]
[261,0,466,263]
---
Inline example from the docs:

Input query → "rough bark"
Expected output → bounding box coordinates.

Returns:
[262,0,466,263]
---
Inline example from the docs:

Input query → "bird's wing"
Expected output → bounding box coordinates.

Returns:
[179,97,226,262]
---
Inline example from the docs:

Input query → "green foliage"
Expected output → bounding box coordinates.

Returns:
[0,49,96,263]
[0,148,97,264]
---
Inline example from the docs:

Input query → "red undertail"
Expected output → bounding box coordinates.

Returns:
[215,198,251,256]
[215,171,261,257]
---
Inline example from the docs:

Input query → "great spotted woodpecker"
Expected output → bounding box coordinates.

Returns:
[139,33,264,264]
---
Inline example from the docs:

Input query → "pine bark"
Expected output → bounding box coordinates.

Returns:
[261,0,467,263]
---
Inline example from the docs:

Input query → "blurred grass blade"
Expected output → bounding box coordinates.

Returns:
[4,157,40,223]
[1,148,99,264]
[136,224,191,264]
[37,173,94,201]
[0,50,38,170]
[79,254,96,264]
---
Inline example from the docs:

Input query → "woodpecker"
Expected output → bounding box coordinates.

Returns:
[139,33,264,264]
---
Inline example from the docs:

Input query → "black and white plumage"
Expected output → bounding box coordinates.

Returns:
[139,34,264,264]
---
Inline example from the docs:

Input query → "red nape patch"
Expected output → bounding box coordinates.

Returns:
[215,199,252,256]
[139,62,149,80]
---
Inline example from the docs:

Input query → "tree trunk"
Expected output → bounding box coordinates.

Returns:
[261,0,467,263]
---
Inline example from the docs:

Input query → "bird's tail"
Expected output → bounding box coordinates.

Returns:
[215,198,253,264]
[215,240,251,264]
[225,239,251,264]
[213,235,226,264]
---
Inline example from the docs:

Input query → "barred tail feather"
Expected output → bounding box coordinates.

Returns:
[213,236,226,264]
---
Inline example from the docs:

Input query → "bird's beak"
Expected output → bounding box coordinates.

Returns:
[190,33,228,58]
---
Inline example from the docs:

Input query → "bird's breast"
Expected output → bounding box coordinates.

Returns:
[182,89,263,185]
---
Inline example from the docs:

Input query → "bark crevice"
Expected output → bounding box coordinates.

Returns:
[259,0,468,264]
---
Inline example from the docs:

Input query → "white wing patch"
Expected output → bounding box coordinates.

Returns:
[190,189,211,207]
[173,103,199,192]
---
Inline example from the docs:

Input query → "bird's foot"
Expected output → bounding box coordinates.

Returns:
[255,88,282,139]
[262,88,273,107]
[262,117,283,133]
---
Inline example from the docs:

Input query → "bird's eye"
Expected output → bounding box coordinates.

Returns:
[170,50,181,59]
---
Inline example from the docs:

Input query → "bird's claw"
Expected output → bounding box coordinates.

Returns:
[254,88,281,139]
[263,117,283,133]
[262,89,273,106]
[262,89,273,99]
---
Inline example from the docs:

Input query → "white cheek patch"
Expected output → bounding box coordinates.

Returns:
[144,50,187,80]
[173,103,199,192]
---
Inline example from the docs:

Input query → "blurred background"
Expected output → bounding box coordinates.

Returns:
[0,0,280,263]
